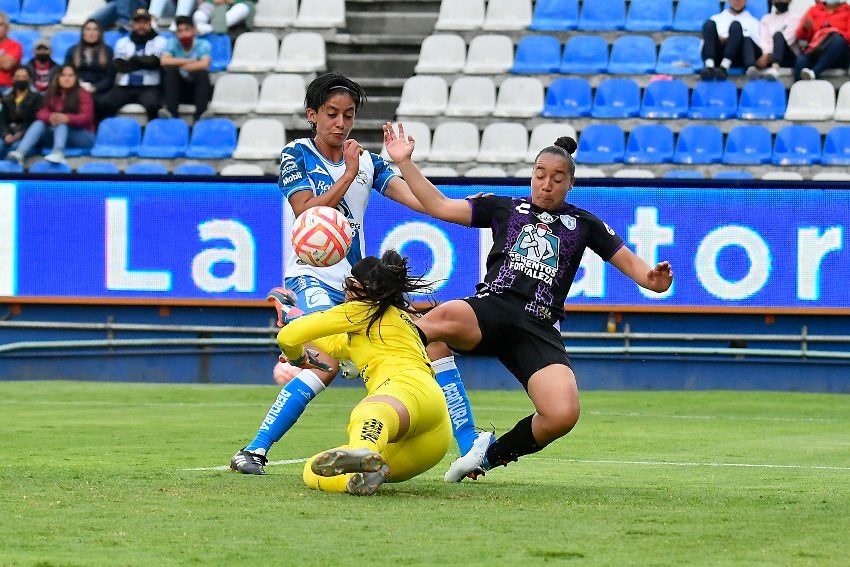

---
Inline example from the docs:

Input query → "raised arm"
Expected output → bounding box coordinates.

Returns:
[608,246,673,294]
[383,122,473,226]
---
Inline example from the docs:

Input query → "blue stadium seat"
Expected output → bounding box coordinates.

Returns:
[77,162,121,174]
[529,0,578,31]
[655,36,703,74]
[772,125,821,166]
[577,0,625,31]
[607,35,657,74]
[185,119,238,159]
[542,77,592,117]
[91,117,142,158]
[174,163,218,175]
[714,170,754,180]
[576,124,626,164]
[640,79,689,118]
[673,124,723,164]
[17,0,65,24]
[29,160,72,174]
[737,80,787,120]
[723,125,773,165]
[137,118,189,159]
[559,35,608,74]
[204,33,232,72]
[104,30,127,50]
[50,31,81,65]
[125,162,169,175]
[591,78,641,119]
[39,146,89,158]
[0,0,19,22]
[664,169,705,179]
[0,159,23,173]
[624,124,675,164]
[9,29,40,63]
[673,0,719,32]
[821,126,850,166]
[625,0,673,31]
[511,35,562,74]
[688,80,738,119]
[726,0,767,19]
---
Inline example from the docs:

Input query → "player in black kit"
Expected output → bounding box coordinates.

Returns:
[383,122,674,481]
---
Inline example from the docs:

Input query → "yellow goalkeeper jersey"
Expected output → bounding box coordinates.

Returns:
[276,301,435,394]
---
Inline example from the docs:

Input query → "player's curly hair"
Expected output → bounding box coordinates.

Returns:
[344,249,433,337]
[536,136,577,179]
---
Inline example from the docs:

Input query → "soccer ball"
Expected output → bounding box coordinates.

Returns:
[291,206,354,267]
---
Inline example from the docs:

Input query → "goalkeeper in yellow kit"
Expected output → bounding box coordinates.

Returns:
[273,249,451,495]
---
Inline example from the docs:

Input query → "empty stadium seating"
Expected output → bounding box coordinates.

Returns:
[209,74,259,115]
[624,124,675,164]
[428,121,480,162]
[673,124,723,165]
[445,76,496,117]
[591,78,641,119]
[493,77,544,118]
[576,124,626,164]
[91,117,141,158]
[256,74,305,115]
[529,0,578,31]
[822,126,850,166]
[186,119,237,159]
[138,119,189,159]
[607,35,657,74]
[415,34,466,74]
[559,35,608,74]
[542,77,592,118]
[640,79,689,119]
[578,0,625,31]
[482,0,532,31]
[737,80,787,120]
[512,35,561,74]
[723,126,773,165]
[477,122,529,163]
[688,81,738,120]
[435,0,485,31]
[464,34,514,74]
[772,125,822,165]
[625,0,673,32]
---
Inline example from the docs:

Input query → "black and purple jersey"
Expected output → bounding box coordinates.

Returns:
[469,195,624,323]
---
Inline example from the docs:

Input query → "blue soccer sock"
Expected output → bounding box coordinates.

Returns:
[433,356,479,455]
[245,370,325,455]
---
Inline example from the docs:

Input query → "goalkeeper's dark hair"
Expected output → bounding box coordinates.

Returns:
[344,249,433,337]
[304,73,366,131]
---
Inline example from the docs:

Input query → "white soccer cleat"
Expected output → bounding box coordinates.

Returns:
[444,431,495,482]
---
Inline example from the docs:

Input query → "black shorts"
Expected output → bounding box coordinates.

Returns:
[455,291,572,389]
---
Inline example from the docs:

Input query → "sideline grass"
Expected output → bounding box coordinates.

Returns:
[1,381,849,566]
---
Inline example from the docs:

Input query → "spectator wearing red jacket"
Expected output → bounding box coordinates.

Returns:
[0,11,23,94]
[7,65,95,166]
[794,0,850,80]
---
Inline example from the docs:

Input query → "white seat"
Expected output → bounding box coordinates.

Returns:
[381,121,431,161]
[221,163,266,176]
[464,166,508,177]
[791,0,815,13]
[526,123,578,162]
[209,74,259,114]
[833,82,850,121]
[761,170,804,180]
[463,34,514,74]
[512,166,533,178]
[415,34,466,74]
[256,74,305,114]
[275,32,327,72]
[812,171,850,180]
[445,76,496,117]
[574,167,606,178]
[477,122,529,163]
[493,76,544,117]
[232,119,286,160]
[227,32,279,72]
[613,168,656,179]
[295,0,346,28]
[396,76,449,116]
[253,0,297,27]
[62,0,106,25]
[428,121,480,162]
[435,0,485,30]
[482,0,532,30]
[420,166,459,177]
[784,80,836,121]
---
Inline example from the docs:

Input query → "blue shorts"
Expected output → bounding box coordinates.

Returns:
[284,275,345,316]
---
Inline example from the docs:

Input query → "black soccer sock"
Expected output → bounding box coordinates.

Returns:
[485,414,543,468]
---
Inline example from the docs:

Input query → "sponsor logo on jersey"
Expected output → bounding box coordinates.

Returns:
[603,221,616,235]
[280,160,298,175]
[359,418,384,443]
[355,169,368,185]
[308,164,328,176]
[306,287,332,308]
[509,223,559,285]
[535,211,555,223]
[280,172,302,185]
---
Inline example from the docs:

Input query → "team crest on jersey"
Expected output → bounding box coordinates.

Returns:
[509,223,559,285]
[356,169,368,185]
[535,211,555,223]
[560,214,576,230]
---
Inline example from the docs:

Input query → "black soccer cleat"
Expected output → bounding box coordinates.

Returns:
[230,449,268,475]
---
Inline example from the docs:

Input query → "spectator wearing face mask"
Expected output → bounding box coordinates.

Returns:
[25,39,60,93]
[794,0,850,80]
[700,0,762,80]
[755,0,803,79]
[159,15,211,122]
[0,65,41,159]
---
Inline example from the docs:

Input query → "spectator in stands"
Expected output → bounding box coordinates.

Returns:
[25,39,59,93]
[755,0,802,79]
[65,19,116,122]
[794,0,850,80]
[193,0,256,36]
[700,0,762,80]
[148,0,197,30]
[159,16,211,122]
[90,0,150,32]
[0,66,41,159]
[0,12,23,95]
[7,65,95,166]
[98,8,167,121]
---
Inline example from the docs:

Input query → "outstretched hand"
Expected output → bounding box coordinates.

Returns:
[288,348,333,373]
[646,261,673,293]
[383,122,416,163]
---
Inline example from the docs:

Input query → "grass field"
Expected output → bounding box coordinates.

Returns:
[1,381,849,566]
